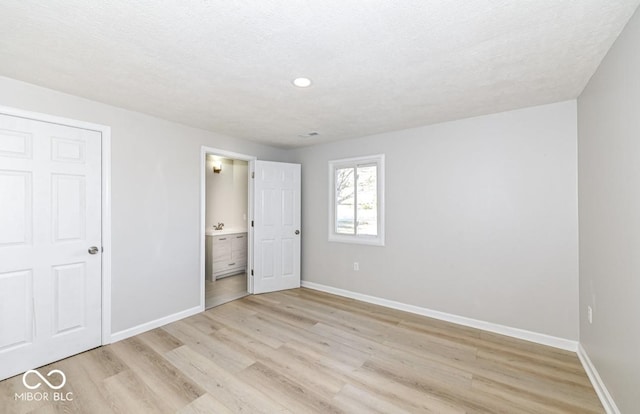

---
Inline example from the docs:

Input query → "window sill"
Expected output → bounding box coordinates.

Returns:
[328,234,385,246]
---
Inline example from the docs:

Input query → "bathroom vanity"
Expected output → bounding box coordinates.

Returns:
[205,229,247,280]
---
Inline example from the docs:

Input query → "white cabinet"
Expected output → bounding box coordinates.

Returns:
[205,232,247,280]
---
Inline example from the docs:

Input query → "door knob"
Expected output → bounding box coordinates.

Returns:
[295,230,300,235]
[88,246,100,255]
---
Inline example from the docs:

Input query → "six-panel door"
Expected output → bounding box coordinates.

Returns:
[253,161,301,294]
[0,113,102,380]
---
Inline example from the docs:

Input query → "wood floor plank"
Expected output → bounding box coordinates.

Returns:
[182,312,225,335]
[0,287,604,413]
[332,383,414,414]
[471,374,602,414]
[52,354,115,414]
[101,369,172,414]
[239,294,319,327]
[0,369,51,414]
[164,345,290,414]
[203,308,286,349]
[473,352,602,407]
[176,393,235,414]
[135,328,184,355]
[161,320,255,373]
[343,364,466,413]
[109,337,205,411]
[236,361,344,414]
[272,289,400,339]
[210,327,346,400]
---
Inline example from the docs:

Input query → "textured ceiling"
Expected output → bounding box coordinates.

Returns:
[0,1,638,148]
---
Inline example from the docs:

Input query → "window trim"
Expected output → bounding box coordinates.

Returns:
[328,154,385,246]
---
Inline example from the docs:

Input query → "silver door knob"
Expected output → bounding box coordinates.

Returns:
[88,246,100,255]
[295,230,300,235]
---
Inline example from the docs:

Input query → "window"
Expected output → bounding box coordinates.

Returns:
[329,154,385,246]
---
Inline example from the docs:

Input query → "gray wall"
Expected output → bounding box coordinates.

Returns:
[577,5,640,413]
[291,101,579,340]
[0,76,582,343]
[0,76,288,334]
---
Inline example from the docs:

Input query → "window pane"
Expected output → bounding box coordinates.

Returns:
[335,167,355,234]
[356,164,377,236]
[329,155,384,245]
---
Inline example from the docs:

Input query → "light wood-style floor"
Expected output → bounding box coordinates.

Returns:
[205,272,248,309]
[0,288,603,413]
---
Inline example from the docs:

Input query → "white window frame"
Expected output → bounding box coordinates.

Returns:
[328,154,385,246]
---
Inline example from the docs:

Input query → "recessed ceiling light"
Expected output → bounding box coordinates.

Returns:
[292,77,312,88]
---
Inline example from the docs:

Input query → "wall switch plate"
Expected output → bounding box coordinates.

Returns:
[587,306,593,324]
[353,262,359,271]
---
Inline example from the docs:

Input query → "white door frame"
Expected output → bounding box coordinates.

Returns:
[200,146,256,308]
[0,105,112,345]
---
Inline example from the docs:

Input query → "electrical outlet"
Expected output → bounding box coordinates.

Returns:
[587,306,593,324]
[353,262,359,271]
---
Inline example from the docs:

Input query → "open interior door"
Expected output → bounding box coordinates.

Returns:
[252,161,301,294]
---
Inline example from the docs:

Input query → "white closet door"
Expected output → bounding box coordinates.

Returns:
[252,161,301,294]
[0,113,102,380]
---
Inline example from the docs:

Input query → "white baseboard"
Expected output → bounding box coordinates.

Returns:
[110,304,203,343]
[301,281,578,352]
[577,344,620,414]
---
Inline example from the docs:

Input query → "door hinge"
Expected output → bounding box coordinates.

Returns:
[251,220,254,227]
[251,172,255,179]
[251,269,254,276]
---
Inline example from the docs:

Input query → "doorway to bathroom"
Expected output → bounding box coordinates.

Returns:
[201,148,255,309]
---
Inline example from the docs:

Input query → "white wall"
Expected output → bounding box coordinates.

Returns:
[291,101,579,340]
[0,76,287,334]
[205,158,248,231]
[578,5,640,413]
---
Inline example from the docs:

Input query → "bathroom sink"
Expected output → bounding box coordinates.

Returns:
[205,228,247,236]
